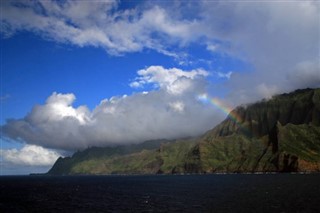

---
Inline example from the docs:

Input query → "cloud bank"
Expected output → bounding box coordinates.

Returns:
[207,1,320,103]
[2,66,223,150]
[1,1,319,153]
[1,144,60,166]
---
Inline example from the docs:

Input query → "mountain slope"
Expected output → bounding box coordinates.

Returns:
[48,88,320,175]
[48,139,197,175]
[197,88,320,173]
[208,88,319,138]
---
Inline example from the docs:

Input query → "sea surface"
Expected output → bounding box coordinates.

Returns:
[1,174,319,212]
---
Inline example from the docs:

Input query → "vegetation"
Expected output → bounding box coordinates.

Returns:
[48,88,320,175]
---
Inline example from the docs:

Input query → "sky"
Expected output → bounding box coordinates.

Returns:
[0,0,319,175]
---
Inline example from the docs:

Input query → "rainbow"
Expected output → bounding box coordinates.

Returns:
[197,94,250,135]
[197,93,233,116]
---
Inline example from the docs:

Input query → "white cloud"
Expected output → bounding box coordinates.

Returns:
[2,66,224,151]
[2,0,318,103]
[130,66,209,95]
[286,61,320,90]
[256,84,279,100]
[0,1,197,55]
[129,81,141,88]
[1,1,319,152]
[216,71,232,79]
[168,101,185,113]
[29,92,91,125]
[206,44,218,52]
[1,144,61,166]
[198,1,320,104]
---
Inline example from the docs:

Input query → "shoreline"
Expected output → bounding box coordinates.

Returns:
[27,171,320,177]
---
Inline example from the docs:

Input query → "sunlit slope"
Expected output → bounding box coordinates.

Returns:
[48,139,197,175]
[48,88,320,175]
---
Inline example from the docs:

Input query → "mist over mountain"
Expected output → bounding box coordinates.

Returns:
[48,88,320,175]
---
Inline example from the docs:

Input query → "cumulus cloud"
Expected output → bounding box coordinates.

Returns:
[1,144,60,166]
[2,0,318,103]
[29,92,91,125]
[0,0,197,55]
[2,66,224,151]
[1,1,319,152]
[130,66,209,94]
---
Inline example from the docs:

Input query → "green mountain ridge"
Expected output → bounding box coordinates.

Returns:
[47,88,320,175]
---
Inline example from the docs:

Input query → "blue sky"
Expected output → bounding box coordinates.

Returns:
[1,31,247,122]
[1,33,172,118]
[1,0,319,175]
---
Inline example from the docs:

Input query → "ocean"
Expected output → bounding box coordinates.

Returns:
[1,174,319,212]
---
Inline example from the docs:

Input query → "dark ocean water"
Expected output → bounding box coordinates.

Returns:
[1,174,320,213]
